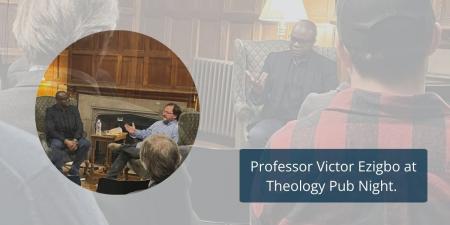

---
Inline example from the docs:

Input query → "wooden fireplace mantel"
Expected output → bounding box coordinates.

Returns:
[68,83,198,108]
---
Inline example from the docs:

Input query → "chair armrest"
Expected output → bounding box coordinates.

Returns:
[37,131,46,141]
[234,101,254,121]
[178,145,192,163]
[37,131,52,155]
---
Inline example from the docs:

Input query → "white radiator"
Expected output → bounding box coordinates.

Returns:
[192,57,235,143]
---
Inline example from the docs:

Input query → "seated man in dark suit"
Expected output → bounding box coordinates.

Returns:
[246,20,338,147]
[45,91,90,176]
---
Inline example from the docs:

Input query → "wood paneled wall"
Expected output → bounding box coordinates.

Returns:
[67,30,198,107]
[134,0,337,63]
[37,53,68,97]
[2,0,450,85]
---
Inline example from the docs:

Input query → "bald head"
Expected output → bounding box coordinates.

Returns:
[55,91,69,108]
[290,20,317,56]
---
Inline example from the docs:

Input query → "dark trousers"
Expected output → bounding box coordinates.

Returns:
[105,144,140,179]
[49,138,90,176]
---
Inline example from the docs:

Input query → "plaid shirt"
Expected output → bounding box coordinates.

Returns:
[252,87,450,225]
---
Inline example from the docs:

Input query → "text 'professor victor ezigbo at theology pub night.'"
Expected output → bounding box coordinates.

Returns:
[249,160,416,195]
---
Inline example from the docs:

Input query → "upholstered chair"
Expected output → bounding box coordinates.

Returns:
[231,39,336,147]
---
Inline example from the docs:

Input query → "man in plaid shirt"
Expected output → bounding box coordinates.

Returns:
[251,0,450,224]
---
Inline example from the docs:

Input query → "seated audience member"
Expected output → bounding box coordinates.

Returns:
[140,134,182,186]
[246,20,338,147]
[105,102,181,179]
[252,0,450,224]
[0,0,119,223]
[45,91,90,176]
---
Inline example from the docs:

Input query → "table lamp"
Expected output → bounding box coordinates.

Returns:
[259,0,309,39]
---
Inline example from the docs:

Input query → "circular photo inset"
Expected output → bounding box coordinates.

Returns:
[35,30,199,194]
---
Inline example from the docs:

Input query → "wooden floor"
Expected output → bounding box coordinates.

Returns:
[74,165,140,192]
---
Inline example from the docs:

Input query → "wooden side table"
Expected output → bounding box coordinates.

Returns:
[90,132,127,172]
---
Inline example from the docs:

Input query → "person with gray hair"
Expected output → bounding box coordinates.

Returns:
[0,0,118,224]
[12,0,118,66]
[3,0,118,131]
[138,134,197,225]
[4,0,118,89]
[140,134,182,186]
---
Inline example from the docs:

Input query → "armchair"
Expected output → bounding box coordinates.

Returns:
[35,96,59,155]
[231,39,336,147]
[177,110,200,146]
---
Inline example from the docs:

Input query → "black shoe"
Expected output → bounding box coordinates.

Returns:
[66,175,81,186]
[68,168,79,176]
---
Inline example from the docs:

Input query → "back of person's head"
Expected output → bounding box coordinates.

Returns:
[13,0,118,66]
[140,134,181,184]
[336,0,437,83]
